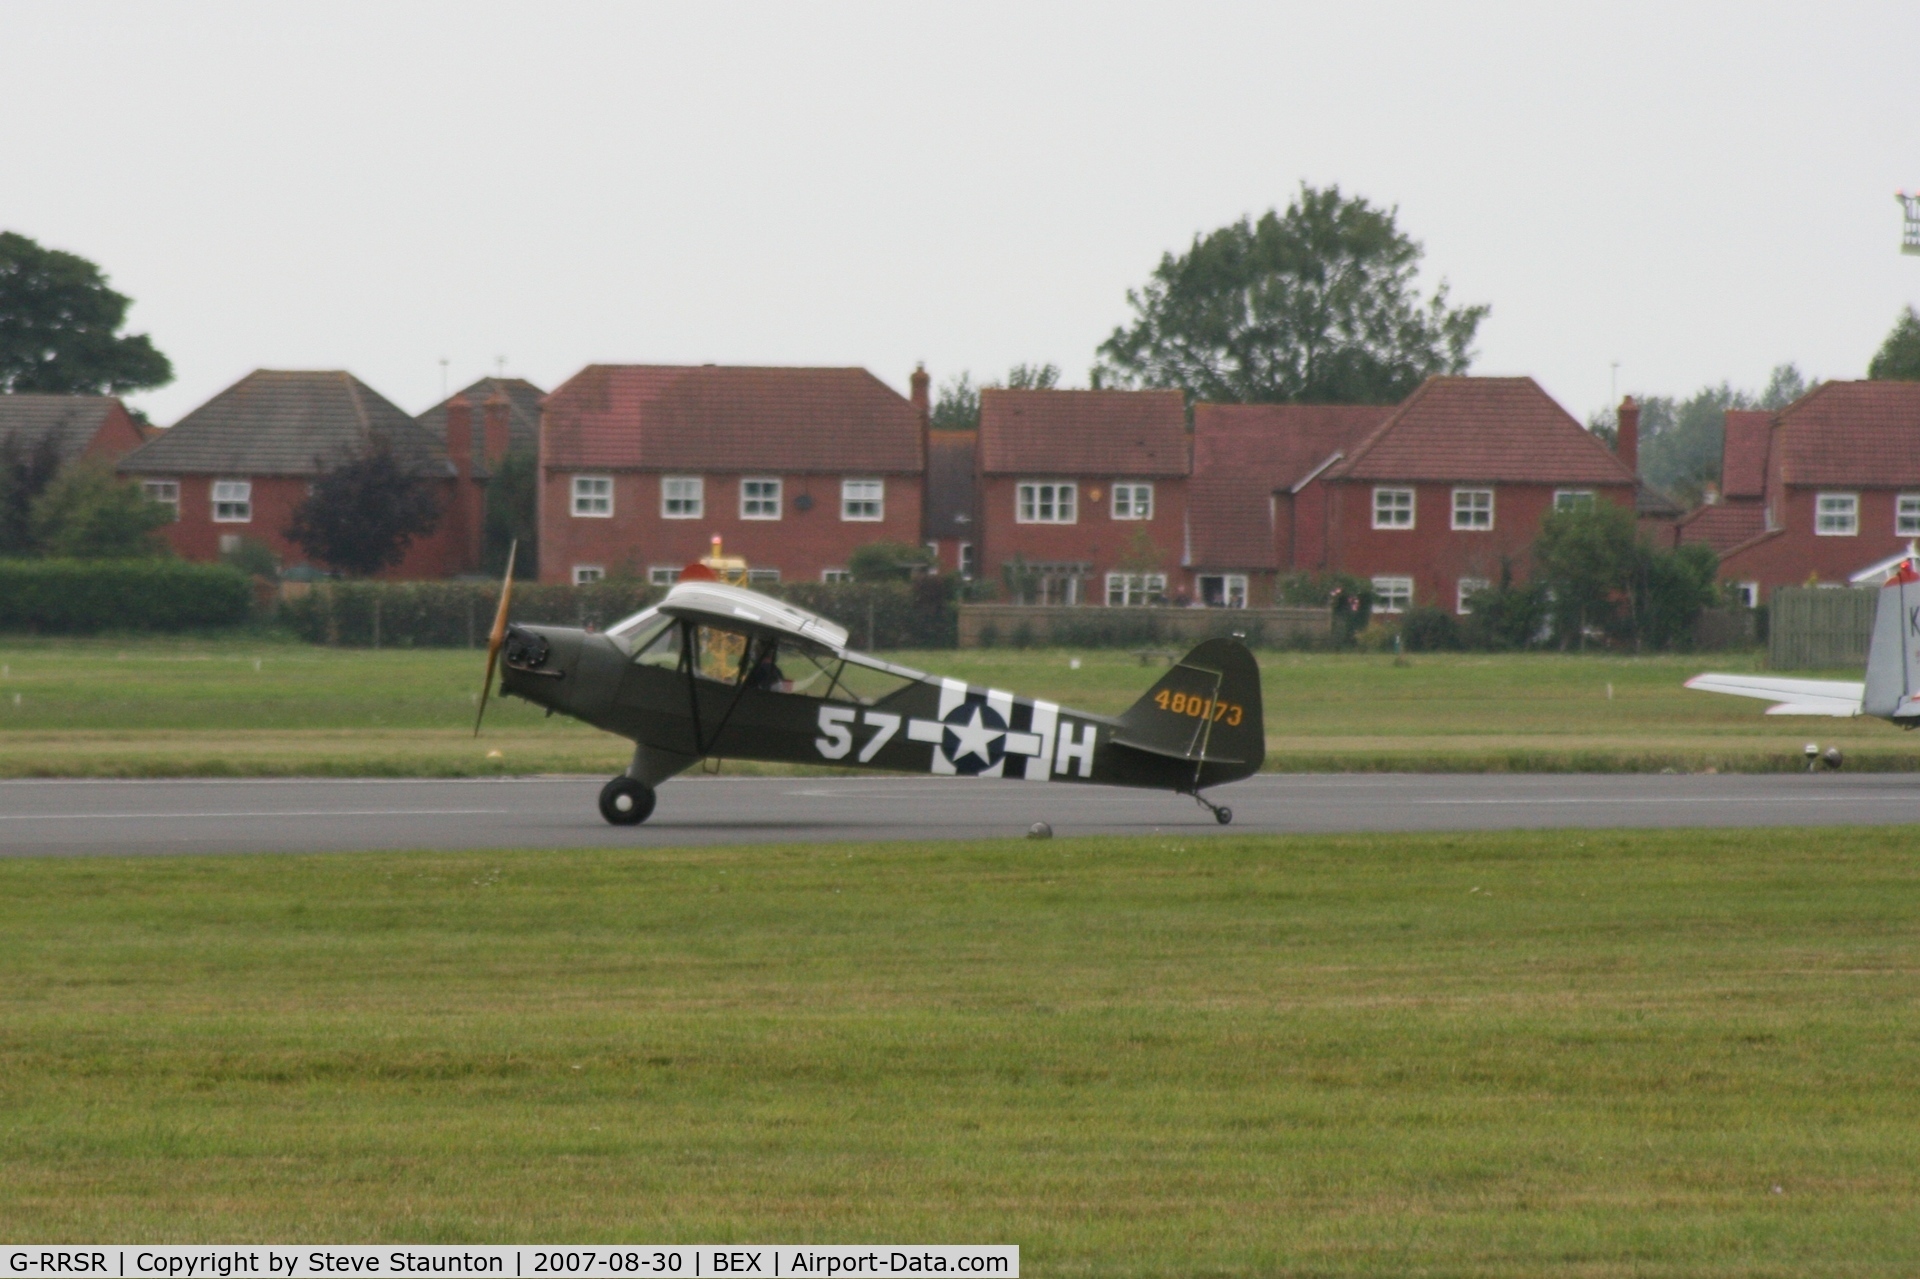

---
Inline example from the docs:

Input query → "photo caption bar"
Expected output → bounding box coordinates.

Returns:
[4,1247,1017,1279]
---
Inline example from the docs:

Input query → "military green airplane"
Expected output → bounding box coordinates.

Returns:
[473,550,1264,827]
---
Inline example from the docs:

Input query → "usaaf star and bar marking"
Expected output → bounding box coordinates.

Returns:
[812,679,1097,779]
[4,1246,1018,1278]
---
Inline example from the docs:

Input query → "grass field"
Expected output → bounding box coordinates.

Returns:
[4,828,1918,1273]
[0,635,1904,776]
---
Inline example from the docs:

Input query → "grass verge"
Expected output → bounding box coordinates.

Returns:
[4,828,1918,1274]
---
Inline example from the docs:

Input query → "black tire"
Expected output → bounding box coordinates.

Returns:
[1214,805,1233,826]
[599,776,656,826]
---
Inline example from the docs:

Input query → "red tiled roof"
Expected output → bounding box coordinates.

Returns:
[1774,380,1920,488]
[977,389,1187,477]
[1188,403,1391,569]
[1328,376,1635,484]
[1676,500,1768,554]
[1721,409,1773,499]
[541,365,922,473]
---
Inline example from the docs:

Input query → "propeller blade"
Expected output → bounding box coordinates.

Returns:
[473,541,517,737]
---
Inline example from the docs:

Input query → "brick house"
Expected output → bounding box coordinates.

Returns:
[117,369,480,577]
[1187,403,1391,606]
[1680,380,1920,602]
[0,394,150,470]
[537,364,925,586]
[1291,377,1639,615]
[974,389,1188,605]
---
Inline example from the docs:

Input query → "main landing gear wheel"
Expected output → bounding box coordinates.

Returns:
[599,776,656,826]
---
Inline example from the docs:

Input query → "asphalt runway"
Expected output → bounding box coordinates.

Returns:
[3,772,1919,856]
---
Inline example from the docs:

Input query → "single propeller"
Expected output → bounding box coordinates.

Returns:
[473,541,517,736]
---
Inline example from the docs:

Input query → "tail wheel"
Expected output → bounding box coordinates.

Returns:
[599,776,656,826]
[1214,805,1233,826]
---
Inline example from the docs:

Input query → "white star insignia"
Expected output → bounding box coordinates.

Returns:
[945,705,1003,764]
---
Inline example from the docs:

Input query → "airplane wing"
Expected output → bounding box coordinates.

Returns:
[1684,673,1864,717]
[658,581,851,651]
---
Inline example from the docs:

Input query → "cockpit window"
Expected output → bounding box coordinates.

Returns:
[606,606,665,645]
[632,618,683,670]
[827,656,918,705]
[693,624,750,684]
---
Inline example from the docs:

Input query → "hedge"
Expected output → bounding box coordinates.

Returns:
[0,559,253,633]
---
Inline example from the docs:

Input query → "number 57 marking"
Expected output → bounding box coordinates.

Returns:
[816,706,902,762]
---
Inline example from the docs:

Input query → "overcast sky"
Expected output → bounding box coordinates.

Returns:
[6,2,1918,426]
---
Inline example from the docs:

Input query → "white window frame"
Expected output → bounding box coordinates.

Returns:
[142,479,180,520]
[1457,577,1491,615]
[740,477,782,520]
[841,478,884,522]
[1554,489,1596,512]
[958,542,975,578]
[1735,581,1760,608]
[570,475,613,518]
[1815,492,1858,536]
[1111,482,1154,520]
[1104,571,1167,606]
[1372,487,1414,529]
[1197,573,1248,609]
[821,568,853,584]
[746,568,781,585]
[1897,495,1920,538]
[662,476,703,519]
[1452,488,1494,531]
[1372,576,1413,614]
[648,567,682,586]
[572,565,605,585]
[1016,481,1078,524]
[211,479,252,523]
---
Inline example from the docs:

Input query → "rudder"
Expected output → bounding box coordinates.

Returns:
[1113,637,1265,780]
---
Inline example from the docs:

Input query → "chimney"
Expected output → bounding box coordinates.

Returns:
[444,393,474,480]
[482,388,512,470]
[910,363,930,422]
[1616,396,1639,477]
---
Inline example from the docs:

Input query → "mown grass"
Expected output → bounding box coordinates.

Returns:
[0,636,1904,777]
[4,827,1919,1274]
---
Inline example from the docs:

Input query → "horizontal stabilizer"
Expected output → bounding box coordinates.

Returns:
[1685,673,1863,717]
[1110,734,1247,766]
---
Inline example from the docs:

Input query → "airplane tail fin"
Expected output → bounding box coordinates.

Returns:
[1863,554,1920,720]
[1113,637,1265,783]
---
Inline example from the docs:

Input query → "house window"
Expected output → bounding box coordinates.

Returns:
[741,477,782,520]
[958,542,975,578]
[142,480,180,520]
[571,475,613,517]
[1198,574,1248,608]
[1372,576,1413,614]
[1016,481,1077,523]
[1815,492,1858,536]
[649,567,682,586]
[1898,495,1920,537]
[1735,582,1760,608]
[821,568,853,584]
[1105,572,1167,606]
[1452,488,1494,530]
[841,478,884,521]
[212,480,252,523]
[1372,487,1414,529]
[573,565,604,585]
[1457,577,1491,614]
[662,476,703,519]
[1111,483,1154,520]
[1554,490,1596,512]
[747,568,781,585]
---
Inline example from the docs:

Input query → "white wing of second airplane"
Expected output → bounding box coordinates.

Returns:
[1684,673,1865,717]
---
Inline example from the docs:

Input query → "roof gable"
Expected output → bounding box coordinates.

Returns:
[1188,403,1391,569]
[977,388,1187,477]
[542,365,923,473]
[0,395,120,465]
[1773,380,1920,488]
[119,370,450,478]
[1328,376,1634,485]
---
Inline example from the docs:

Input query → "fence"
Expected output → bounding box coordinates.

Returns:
[956,603,1331,649]
[1768,586,1875,670]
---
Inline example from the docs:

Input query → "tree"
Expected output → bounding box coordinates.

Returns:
[0,232,172,394]
[0,428,64,553]
[1869,306,1920,381]
[285,440,443,577]
[1094,185,1487,404]
[1589,362,1806,505]
[930,364,1065,431]
[848,540,935,582]
[1534,502,1639,649]
[484,446,539,578]
[1005,362,1060,390]
[27,460,174,557]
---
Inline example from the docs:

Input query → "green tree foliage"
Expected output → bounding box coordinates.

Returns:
[1005,362,1060,390]
[1590,363,1808,505]
[0,428,64,553]
[286,440,443,577]
[848,540,936,582]
[930,363,1064,431]
[28,460,174,558]
[1398,605,1460,652]
[1458,563,1549,651]
[0,232,172,394]
[1636,541,1720,651]
[1868,306,1920,381]
[484,446,539,578]
[1095,185,1487,404]
[1533,503,1718,650]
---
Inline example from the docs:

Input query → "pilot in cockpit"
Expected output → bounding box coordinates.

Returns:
[744,641,788,692]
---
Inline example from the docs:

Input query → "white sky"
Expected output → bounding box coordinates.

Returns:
[6,2,1918,426]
